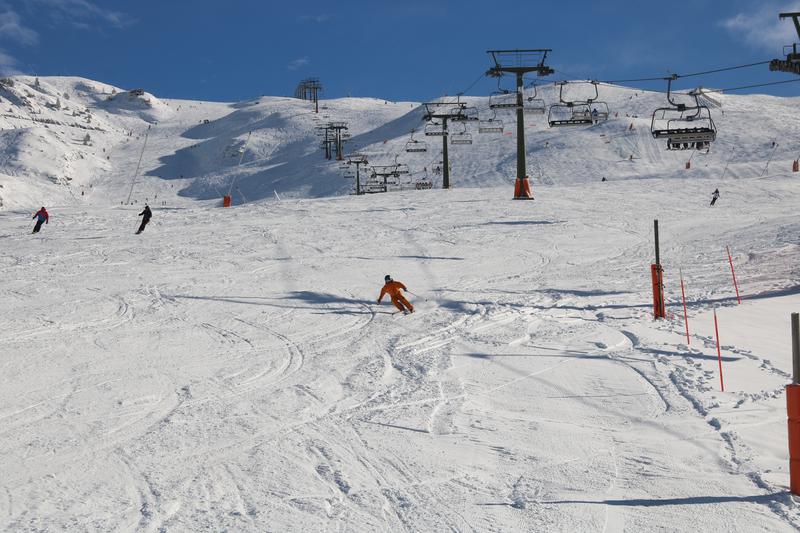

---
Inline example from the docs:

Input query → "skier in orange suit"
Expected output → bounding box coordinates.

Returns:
[377,275,414,314]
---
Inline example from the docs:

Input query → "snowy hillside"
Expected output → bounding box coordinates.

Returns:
[1,75,800,210]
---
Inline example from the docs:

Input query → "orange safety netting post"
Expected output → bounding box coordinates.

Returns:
[223,195,232,208]
[793,160,799,173]
[651,264,666,319]
[788,313,800,495]
[513,175,534,200]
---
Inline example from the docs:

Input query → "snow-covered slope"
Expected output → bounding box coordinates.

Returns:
[1,75,799,210]
[1,176,799,531]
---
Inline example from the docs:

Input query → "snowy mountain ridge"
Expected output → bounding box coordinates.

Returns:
[0,75,799,210]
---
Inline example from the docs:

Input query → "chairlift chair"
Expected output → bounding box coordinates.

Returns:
[394,163,411,175]
[523,84,546,114]
[547,81,608,127]
[450,131,473,145]
[478,118,504,133]
[650,77,716,150]
[548,102,593,127]
[425,122,446,136]
[489,90,518,109]
[455,106,479,122]
[405,130,428,152]
[478,109,504,133]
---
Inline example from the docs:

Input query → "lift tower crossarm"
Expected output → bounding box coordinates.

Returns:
[780,12,800,39]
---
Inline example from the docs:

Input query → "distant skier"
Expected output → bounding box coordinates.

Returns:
[32,207,48,233]
[601,177,607,182]
[710,188,720,206]
[377,275,414,314]
[591,108,599,124]
[136,205,152,234]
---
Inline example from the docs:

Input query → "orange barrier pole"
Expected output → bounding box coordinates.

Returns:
[680,269,690,346]
[651,264,666,319]
[223,195,232,208]
[788,313,800,495]
[793,159,799,173]
[713,309,725,392]
[726,245,742,304]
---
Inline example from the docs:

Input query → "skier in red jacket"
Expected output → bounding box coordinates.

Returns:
[32,207,48,233]
[378,275,414,314]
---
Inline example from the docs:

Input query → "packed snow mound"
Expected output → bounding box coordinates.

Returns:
[1,75,800,210]
[99,88,175,123]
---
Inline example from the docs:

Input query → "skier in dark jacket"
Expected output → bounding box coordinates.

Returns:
[32,207,48,233]
[710,188,720,206]
[136,205,152,234]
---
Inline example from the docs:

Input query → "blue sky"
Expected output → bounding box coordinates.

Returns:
[1,0,799,102]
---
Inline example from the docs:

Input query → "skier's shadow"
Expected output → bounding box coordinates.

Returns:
[172,291,375,315]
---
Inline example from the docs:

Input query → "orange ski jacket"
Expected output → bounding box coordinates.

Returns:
[378,281,407,301]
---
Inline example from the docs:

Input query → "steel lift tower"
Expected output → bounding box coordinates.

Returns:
[487,49,554,199]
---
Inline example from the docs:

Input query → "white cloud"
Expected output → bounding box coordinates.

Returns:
[722,2,800,52]
[25,0,133,28]
[0,9,38,45]
[288,57,309,71]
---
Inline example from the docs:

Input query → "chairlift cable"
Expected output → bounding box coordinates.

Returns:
[697,77,800,94]
[600,60,772,84]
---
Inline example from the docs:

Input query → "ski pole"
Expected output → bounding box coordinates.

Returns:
[407,290,428,302]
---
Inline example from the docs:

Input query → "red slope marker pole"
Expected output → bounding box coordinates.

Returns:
[680,269,690,346]
[726,245,742,305]
[713,309,725,392]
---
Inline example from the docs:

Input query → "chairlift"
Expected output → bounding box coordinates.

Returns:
[650,76,716,151]
[450,123,473,145]
[455,106,479,122]
[393,165,410,176]
[489,90,518,109]
[478,110,504,133]
[425,122,446,136]
[523,84,546,114]
[405,130,428,152]
[547,81,609,127]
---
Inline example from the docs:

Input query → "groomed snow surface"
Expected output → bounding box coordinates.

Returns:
[2,175,800,531]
